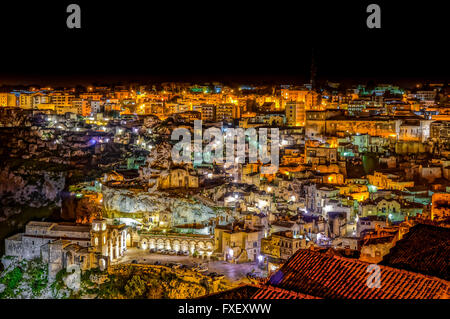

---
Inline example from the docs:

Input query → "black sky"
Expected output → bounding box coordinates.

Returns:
[0,0,448,86]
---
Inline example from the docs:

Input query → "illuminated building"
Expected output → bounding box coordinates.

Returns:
[305,144,337,165]
[4,220,128,278]
[176,111,201,122]
[202,104,216,122]
[280,88,308,102]
[215,103,240,121]
[49,92,75,109]
[367,170,414,191]
[285,101,305,126]
[72,98,91,116]
[0,93,17,107]
[305,91,322,110]
[19,93,33,109]
[412,90,437,106]
[261,231,308,261]
[114,90,130,100]
[430,121,450,142]
[325,115,400,138]
[214,224,262,263]
[80,92,103,101]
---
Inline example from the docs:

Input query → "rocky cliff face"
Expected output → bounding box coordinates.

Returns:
[0,165,65,217]
[102,186,220,225]
[61,194,101,222]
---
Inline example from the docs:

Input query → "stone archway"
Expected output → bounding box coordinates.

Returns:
[197,241,205,252]
[115,237,120,258]
[157,239,164,250]
[181,240,189,252]
[172,240,180,252]
[197,241,206,258]
[99,258,107,271]
[126,233,132,247]
[165,239,171,250]
[65,251,74,268]
[149,239,156,250]
[140,238,148,250]
[189,241,196,255]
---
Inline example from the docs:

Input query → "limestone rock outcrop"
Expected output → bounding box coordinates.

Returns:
[102,186,220,225]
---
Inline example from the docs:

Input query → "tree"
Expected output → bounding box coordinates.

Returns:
[124,275,147,298]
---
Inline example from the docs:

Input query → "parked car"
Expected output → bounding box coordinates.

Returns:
[169,250,176,255]
[183,251,190,256]
[154,261,161,265]
[149,248,156,253]
[131,259,138,264]
[177,251,184,256]
[197,266,208,273]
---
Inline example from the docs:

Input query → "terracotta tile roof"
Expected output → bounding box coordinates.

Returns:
[264,248,449,299]
[251,285,320,299]
[380,223,450,281]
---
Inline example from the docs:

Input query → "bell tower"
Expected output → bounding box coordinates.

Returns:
[91,219,108,256]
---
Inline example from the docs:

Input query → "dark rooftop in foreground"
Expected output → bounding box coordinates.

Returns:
[380,223,450,281]
[200,285,260,299]
[258,248,449,299]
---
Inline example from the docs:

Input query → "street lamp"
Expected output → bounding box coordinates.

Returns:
[228,248,234,260]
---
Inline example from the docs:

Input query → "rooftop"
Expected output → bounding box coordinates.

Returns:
[262,248,449,299]
[380,223,450,281]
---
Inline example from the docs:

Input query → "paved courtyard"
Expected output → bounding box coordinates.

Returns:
[115,248,267,284]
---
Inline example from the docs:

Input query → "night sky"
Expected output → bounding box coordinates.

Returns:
[0,0,448,86]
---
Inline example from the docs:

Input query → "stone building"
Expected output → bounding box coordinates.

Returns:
[4,219,128,278]
[325,115,400,138]
[214,224,263,263]
[5,221,91,260]
[261,231,308,261]
[356,216,387,237]
[305,145,337,165]
[158,168,199,189]
[359,228,398,263]
[367,170,414,191]
[138,232,214,258]
[358,198,423,221]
